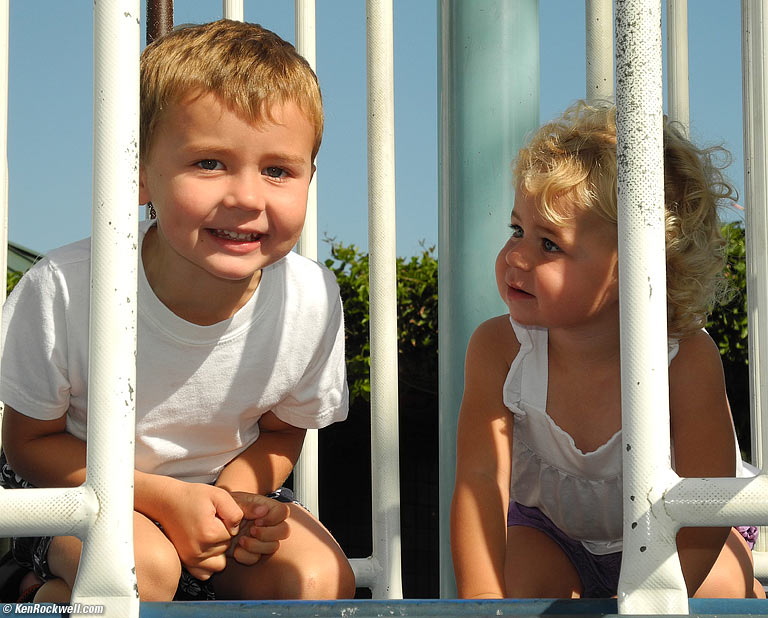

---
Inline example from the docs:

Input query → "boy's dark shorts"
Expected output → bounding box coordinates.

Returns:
[0,451,299,601]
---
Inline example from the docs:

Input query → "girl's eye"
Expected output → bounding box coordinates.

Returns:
[264,166,288,179]
[197,159,223,171]
[542,238,562,252]
[509,224,523,238]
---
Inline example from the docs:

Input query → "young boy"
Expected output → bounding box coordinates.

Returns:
[0,20,354,602]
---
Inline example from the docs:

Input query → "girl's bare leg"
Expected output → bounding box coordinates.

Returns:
[504,526,582,598]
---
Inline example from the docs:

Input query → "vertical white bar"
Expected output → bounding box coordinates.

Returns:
[365,0,403,599]
[293,0,320,517]
[615,0,689,614]
[585,0,614,102]
[223,0,244,21]
[667,0,690,134]
[71,2,140,616]
[742,0,768,561]
[0,0,8,455]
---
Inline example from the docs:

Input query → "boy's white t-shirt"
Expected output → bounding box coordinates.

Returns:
[0,220,348,483]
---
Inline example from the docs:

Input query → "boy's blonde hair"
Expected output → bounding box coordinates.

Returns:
[140,19,323,162]
[514,101,735,338]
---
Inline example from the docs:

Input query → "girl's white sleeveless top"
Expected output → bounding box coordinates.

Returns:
[502,318,678,556]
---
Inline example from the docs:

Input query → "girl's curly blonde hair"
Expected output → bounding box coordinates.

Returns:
[514,100,735,338]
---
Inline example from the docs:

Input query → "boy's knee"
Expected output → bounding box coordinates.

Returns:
[278,552,355,599]
[135,534,181,601]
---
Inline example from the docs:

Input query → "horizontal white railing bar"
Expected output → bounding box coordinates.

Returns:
[0,487,97,537]
[349,557,380,590]
[664,475,768,523]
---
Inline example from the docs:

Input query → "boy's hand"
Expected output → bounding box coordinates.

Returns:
[157,482,243,580]
[226,492,290,566]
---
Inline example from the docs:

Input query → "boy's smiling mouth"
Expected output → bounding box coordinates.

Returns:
[208,228,263,242]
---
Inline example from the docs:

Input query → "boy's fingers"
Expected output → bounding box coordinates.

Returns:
[185,553,228,580]
[231,545,262,566]
[230,492,276,521]
[260,500,290,526]
[213,490,244,535]
[250,520,290,542]
[238,536,280,556]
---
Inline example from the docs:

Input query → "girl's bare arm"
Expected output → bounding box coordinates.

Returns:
[669,330,737,595]
[451,316,517,599]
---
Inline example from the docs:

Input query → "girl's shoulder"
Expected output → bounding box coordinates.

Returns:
[671,329,721,372]
[669,329,735,477]
[470,315,520,354]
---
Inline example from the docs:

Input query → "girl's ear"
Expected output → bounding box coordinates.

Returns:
[138,163,150,205]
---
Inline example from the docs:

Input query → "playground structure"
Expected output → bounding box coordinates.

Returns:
[0,1,766,616]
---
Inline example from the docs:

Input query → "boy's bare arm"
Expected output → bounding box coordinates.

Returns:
[2,404,88,487]
[2,405,241,579]
[215,411,306,494]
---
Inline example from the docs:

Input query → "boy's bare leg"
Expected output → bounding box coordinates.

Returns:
[214,503,355,600]
[38,511,182,603]
[693,527,765,599]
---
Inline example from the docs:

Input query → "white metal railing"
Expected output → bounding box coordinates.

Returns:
[0,2,140,618]
[743,0,768,575]
[0,0,403,608]
[615,0,768,614]
[667,0,690,135]
[361,0,403,598]
[585,0,613,102]
[0,1,765,614]
[293,0,321,522]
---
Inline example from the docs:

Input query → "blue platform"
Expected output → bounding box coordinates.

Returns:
[4,598,768,617]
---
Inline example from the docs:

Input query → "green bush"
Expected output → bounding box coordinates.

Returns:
[707,222,750,454]
[6,269,21,296]
[324,242,438,404]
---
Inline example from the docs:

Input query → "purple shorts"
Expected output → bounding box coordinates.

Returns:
[507,502,759,598]
[507,501,622,598]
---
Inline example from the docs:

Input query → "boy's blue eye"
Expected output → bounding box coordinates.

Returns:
[509,223,523,238]
[197,159,222,171]
[264,166,287,179]
[542,238,562,252]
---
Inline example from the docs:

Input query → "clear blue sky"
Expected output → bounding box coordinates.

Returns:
[7,1,743,260]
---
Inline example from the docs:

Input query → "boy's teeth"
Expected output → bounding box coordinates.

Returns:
[212,229,260,241]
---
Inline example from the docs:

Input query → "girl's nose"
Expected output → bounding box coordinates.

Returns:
[506,241,531,271]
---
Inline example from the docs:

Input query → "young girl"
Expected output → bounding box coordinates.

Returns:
[450,101,763,599]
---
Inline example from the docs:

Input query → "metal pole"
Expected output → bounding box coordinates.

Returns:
[71,2,140,616]
[365,0,403,599]
[615,0,688,613]
[585,0,614,102]
[146,0,173,44]
[0,0,9,460]
[293,0,320,518]
[437,0,539,598]
[742,0,768,565]
[667,0,690,134]
[222,0,244,21]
